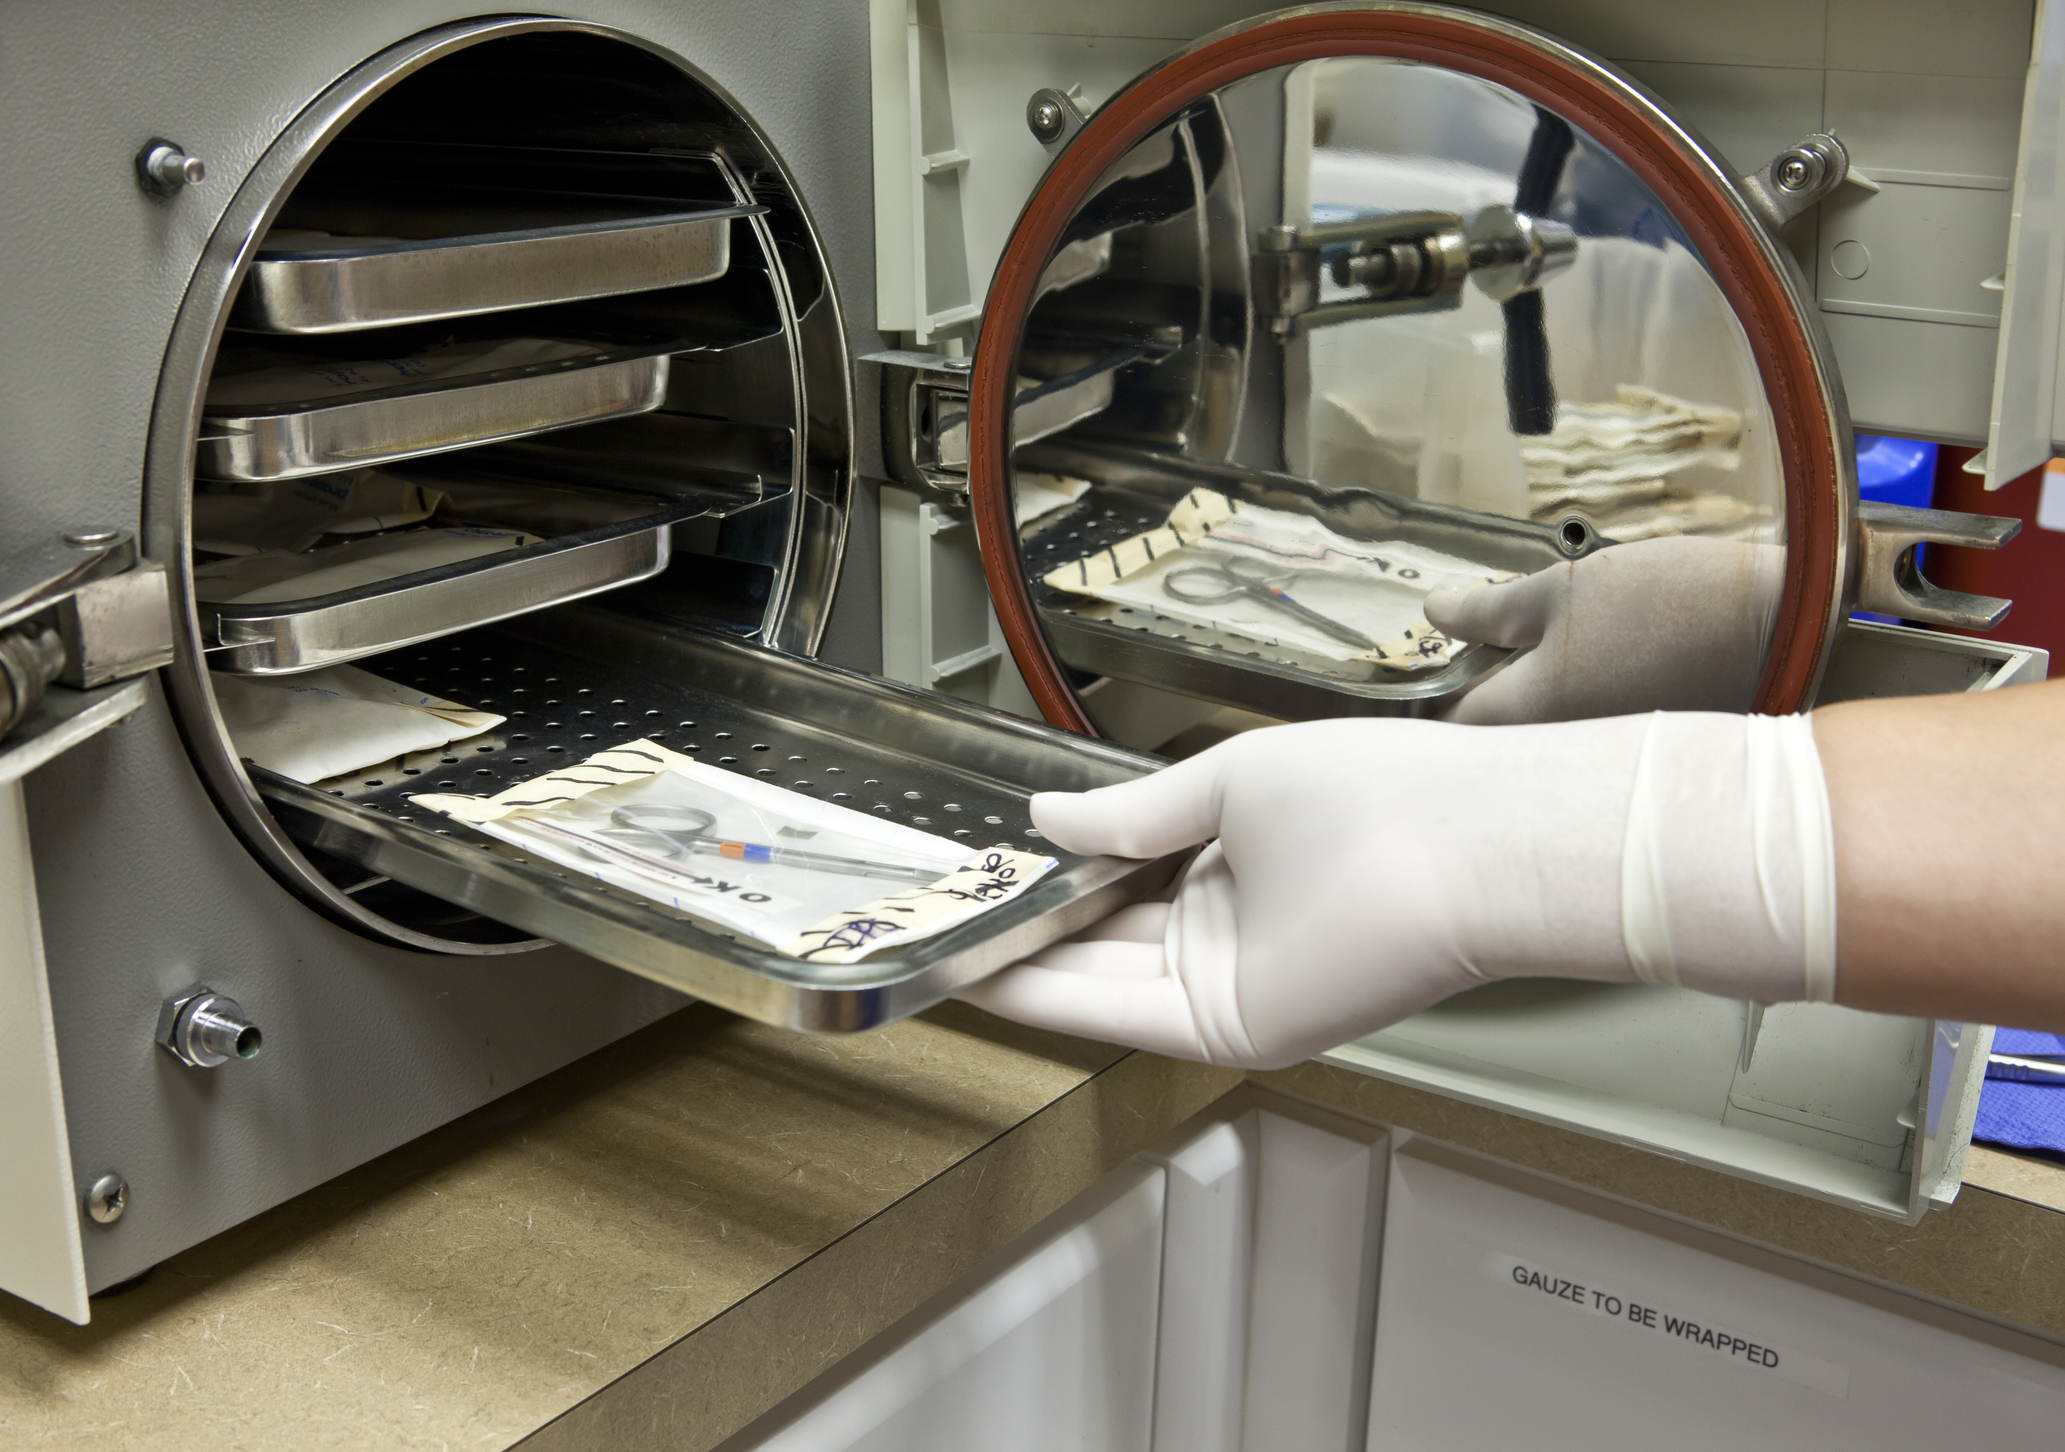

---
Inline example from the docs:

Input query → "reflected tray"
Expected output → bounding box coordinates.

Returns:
[1017,442,1577,720]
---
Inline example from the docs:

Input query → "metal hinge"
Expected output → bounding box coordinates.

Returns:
[1253,204,1576,335]
[1853,502,2020,630]
[1,528,173,760]
[1739,133,1879,233]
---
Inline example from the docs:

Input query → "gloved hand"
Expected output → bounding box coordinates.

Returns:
[960,711,1835,1069]
[1424,535,1784,725]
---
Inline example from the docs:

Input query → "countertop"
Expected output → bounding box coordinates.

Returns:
[2,1003,2062,1450]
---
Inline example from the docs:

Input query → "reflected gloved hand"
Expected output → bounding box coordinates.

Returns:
[1423,536,1784,725]
[960,712,1835,1070]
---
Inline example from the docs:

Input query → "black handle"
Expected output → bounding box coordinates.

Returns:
[1504,109,1575,436]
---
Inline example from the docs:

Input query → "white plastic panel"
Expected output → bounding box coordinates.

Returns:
[1986,0,2065,482]
[729,1161,1165,1452]
[0,778,88,1325]
[1367,1139,2065,1450]
[870,0,2043,440]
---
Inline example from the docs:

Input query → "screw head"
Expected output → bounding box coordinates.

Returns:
[85,1173,128,1225]
[62,527,122,550]
[1776,154,1817,192]
[1027,97,1066,144]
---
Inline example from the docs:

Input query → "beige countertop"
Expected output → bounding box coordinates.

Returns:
[2,1004,2061,1450]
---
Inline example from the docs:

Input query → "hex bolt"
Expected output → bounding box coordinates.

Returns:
[85,1173,128,1226]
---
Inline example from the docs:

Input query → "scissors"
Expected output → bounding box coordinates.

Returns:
[595,805,944,887]
[1161,555,1378,651]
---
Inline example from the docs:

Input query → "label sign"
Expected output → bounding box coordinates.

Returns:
[1481,1252,1851,1399]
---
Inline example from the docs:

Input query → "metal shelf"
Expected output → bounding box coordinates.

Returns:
[199,342,674,482]
[255,614,1183,1030]
[199,478,718,675]
[234,205,762,333]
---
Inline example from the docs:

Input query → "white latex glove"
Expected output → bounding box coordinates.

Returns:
[1424,536,1784,725]
[960,712,1835,1069]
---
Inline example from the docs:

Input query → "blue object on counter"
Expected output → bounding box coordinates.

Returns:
[1852,434,1939,622]
[1973,1026,2065,1153]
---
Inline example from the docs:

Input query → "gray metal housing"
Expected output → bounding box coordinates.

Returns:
[1,0,884,1294]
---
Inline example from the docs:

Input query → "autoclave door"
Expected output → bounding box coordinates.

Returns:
[932,3,2023,1221]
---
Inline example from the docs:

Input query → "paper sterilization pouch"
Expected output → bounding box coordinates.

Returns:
[409,740,1058,964]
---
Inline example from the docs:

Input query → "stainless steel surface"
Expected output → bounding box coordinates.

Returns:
[235,206,760,334]
[149,18,856,953]
[200,486,703,676]
[1465,205,1578,302]
[1853,500,2021,630]
[136,139,205,196]
[0,528,137,634]
[255,613,1185,1032]
[155,984,263,1069]
[1021,443,1560,717]
[1740,133,1852,232]
[196,346,672,482]
[866,346,1137,491]
[0,679,149,789]
[55,564,174,687]
[83,1174,128,1227]
[1027,86,1089,155]
[1987,1052,2065,1084]
[0,626,63,738]
[1002,29,1839,719]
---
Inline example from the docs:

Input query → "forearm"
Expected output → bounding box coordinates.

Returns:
[1815,677,2065,1027]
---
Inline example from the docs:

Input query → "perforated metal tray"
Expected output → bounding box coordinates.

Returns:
[1018,442,1572,719]
[254,611,1183,1030]
[234,206,762,334]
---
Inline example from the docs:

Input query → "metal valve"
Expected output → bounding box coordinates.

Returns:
[136,139,206,196]
[156,985,263,1068]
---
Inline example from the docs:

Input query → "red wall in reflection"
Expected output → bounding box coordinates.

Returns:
[1924,445,2065,668]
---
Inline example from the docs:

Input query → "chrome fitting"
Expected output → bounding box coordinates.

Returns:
[155,984,263,1068]
[136,139,206,196]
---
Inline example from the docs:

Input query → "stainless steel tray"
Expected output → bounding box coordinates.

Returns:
[1018,441,1573,719]
[198,344,672,482]
[234,206,762,334]
[200,479,712,675]
[255,615,1183,1031]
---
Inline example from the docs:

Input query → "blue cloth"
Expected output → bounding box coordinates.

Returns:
[1973,1027,2065,1153]
[1855,433,1938,509]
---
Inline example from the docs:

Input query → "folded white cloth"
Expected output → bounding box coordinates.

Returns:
[213,666,505,784]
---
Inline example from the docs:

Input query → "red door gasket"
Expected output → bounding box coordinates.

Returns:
[968,2,1848,734]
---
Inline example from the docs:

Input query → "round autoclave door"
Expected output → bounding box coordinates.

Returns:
[148,19,851,952]
[965,3,1853,734]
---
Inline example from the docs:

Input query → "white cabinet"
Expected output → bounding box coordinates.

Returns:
[724,1092,1390,1452]
[1368,1137,2065,1449]
[728,1091,2065,1452]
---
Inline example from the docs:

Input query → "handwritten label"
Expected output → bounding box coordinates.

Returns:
[784,848,1054,963]
[1482,1252,1850,1399]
